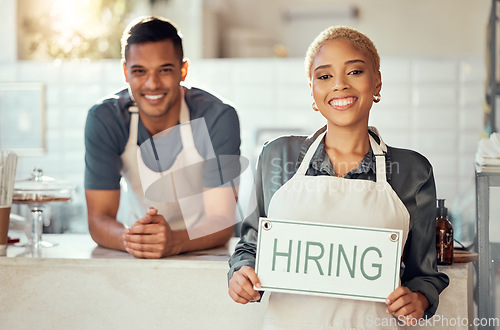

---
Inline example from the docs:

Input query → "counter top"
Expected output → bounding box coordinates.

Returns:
[0,234,268,330]
[0,234,474,330]
[4,233,237,262]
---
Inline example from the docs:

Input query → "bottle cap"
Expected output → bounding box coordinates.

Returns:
[437,199,448,217]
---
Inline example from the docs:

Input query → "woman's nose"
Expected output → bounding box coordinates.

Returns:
[333,76,348,91]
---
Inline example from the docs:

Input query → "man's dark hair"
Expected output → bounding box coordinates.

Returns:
[121,16,183,62]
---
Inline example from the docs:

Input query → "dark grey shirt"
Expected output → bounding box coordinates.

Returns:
[229,125,449,318]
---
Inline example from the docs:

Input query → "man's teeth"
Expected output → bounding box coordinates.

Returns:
[145,94,163,100]
[330,98,354,106]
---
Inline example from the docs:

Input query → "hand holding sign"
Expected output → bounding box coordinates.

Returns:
[385,286,430,326]
[228,266,262,304]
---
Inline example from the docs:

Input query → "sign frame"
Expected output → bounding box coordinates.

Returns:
[255,218,403,302]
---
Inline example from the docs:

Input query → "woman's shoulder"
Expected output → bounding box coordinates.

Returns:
[260,126,326,162]
[263,135,307,149]
[260,135,307,161]
[388,146,432,166]
[387,145,434,182]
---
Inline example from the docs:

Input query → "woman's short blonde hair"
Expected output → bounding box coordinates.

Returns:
[305,26,380,83]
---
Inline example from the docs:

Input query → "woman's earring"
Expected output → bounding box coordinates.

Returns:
[373,94,381,103]
[312,102,319,111]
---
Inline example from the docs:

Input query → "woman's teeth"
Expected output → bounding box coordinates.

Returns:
[330,97,355,107]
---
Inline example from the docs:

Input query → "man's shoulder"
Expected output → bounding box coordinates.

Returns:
[88,88,131,120]
[185,86,236,117]
[85,88,131,148]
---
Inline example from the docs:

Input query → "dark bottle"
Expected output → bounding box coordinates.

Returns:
[436,199,453,265]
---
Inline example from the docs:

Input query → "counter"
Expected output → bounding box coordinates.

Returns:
[0,235,472,329]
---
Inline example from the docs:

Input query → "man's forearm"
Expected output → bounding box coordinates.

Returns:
[88,215,127,251]
[85,189,124,251]
[168,225,234,256]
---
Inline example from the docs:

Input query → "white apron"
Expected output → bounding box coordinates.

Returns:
[119,96,209,230]
[263,128,410,330]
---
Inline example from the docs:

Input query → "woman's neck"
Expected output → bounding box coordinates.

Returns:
[324,125,371,177]
[324,125,370,154]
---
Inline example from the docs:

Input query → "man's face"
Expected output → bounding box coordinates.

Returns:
[123,40,187,120]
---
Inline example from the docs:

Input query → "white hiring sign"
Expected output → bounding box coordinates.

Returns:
[255,218,403,302]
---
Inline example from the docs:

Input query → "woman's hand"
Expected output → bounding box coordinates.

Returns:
[228,266,262,304]
[386,286,429,326]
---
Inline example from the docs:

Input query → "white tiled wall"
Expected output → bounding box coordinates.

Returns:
[0,56,486,235]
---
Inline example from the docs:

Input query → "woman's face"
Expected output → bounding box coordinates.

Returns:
[310,38,381,130]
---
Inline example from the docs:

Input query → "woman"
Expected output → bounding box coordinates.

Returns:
[228,26,449,329]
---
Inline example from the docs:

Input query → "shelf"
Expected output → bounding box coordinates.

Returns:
[475,169,500,329]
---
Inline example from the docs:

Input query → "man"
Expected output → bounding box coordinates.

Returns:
[84,16,241,258]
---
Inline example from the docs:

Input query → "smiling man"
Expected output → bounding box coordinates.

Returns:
[84,16,241,258]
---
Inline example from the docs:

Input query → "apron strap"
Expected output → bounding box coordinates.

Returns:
[128,105,139,147]
[132,92,195,151]
[296,131,326,175]
[368,134,387,184]
[296,128,388,183]
[129,96,194,174]
[368,126,387,153]
[179,94,196,149]
[368,126,388,184]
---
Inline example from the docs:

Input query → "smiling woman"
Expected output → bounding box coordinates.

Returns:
[228,25,449,329]
[17,0,128,60]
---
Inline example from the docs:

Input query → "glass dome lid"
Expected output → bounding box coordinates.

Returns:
[13,168,76,204]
